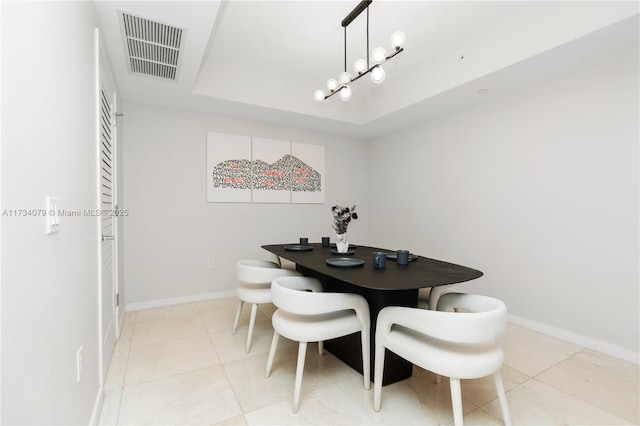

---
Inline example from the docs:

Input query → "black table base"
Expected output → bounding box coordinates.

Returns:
[297,265,419,386]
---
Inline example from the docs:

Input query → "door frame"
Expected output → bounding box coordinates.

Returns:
[95,27,120,386]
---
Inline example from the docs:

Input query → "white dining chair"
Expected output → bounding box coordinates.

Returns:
[233,260,301,353]
[418,284,459,310]
[268,252,296,271]
[373,292,511,426]
[264,276,371,413]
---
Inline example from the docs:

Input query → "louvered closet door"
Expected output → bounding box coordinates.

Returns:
[99,77,117,380]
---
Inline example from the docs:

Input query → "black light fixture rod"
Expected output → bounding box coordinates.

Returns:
[366,6,369,68]
[344,27,347,72]
[323,86,346,100]
[341,0,372,27]
[386,46,404,61]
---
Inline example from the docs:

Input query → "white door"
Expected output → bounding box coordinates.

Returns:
[96,28,119,383]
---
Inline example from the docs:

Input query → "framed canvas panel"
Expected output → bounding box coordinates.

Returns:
[206,132,252,202]
[291,142,325,204]
[251,138,291,203]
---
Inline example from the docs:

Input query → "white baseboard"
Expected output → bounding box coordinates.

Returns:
[89,385,104,425]
[508,314,639,364]
[126,289,237,312]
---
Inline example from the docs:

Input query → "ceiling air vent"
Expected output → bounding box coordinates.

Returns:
[119,11,185,81]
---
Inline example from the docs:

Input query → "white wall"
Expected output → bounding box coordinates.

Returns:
[369,51,639,357]
[122,104,370,306]
[1,1,102,424]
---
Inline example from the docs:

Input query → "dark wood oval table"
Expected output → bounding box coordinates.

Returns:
[262,243,483,385]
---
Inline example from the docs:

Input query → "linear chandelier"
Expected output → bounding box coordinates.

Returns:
[314,0,405,102]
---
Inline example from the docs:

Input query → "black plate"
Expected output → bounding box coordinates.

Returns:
[330,243,358,249]
[284,244,313,252]
[331,249,355,255]
[326,257,365,268]
[386,252,418,261]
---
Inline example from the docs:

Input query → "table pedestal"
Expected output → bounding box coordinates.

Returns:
[297,265,419,385]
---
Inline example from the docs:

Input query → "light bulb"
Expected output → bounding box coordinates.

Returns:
[338,71,352,85]
[390,31,406,49]
[371,47,387,64]
[371,66,385,84]
[353,58,367,74]
[338,86,352,102]
[314,89,326,102]
[326,78,338,92]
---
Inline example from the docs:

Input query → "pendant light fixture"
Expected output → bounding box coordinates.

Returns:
[314,0,405,102]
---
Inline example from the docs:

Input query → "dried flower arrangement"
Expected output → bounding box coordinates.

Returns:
[331,205,358,235]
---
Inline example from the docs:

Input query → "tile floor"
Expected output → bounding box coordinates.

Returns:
[98,297,639,425]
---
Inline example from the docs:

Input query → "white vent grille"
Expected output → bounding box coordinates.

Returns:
[119,11,184,81]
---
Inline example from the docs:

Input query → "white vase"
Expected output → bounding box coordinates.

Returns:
[336,233,349,253]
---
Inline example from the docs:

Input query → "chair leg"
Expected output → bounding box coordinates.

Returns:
[264,331,280,377]
[292,342,307,413]
[246,303,258,353]
[449,377,463,426]
[373,343,386,411]
[493,371,511,426]
[361,329,371,390]
[232,300,244,334]
[318,340,324,355]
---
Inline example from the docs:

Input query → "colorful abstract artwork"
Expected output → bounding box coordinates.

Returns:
[206,132,325,203]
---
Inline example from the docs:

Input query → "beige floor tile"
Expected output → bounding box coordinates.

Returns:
[258,303,277,319]
[209,321,295,363]
[337,366,480,425]
[223,347,301,414]
[500,324,582,376]
[118,365,242,425]
[131,313,207,347]
[244,382,378,425]
[336,374,458,425]
[196,296,238,313]
[201,304,270,334]
[97,390,122,426]
[574,349,639,379]
[124,311,137,324]
[114,335,131,353]
[536,350,639,423]
[134,303,199,323]
[118,321,134,342]
[104,347,130,394]
[463,407,505,425]
[293,345,363,389]
[224,344,361,414]
[125,334,221,387]
[214,414,248,425]
[484,379,631,425]
[98,298,639,426]
[407,368,479,424]
[458,365,530,407]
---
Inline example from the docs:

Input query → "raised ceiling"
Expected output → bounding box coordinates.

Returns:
[95,1,639,138]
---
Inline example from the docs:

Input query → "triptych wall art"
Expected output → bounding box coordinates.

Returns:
[206,132,325,203]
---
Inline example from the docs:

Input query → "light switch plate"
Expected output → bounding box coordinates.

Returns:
[46,197,60,234]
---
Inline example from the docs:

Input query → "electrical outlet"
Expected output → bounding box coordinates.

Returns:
[207,258,214,269]
[76,346,83,382]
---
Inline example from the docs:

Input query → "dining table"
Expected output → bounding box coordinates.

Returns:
[261,242,483,385]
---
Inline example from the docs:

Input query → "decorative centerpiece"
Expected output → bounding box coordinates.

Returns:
[331,205,358,253]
